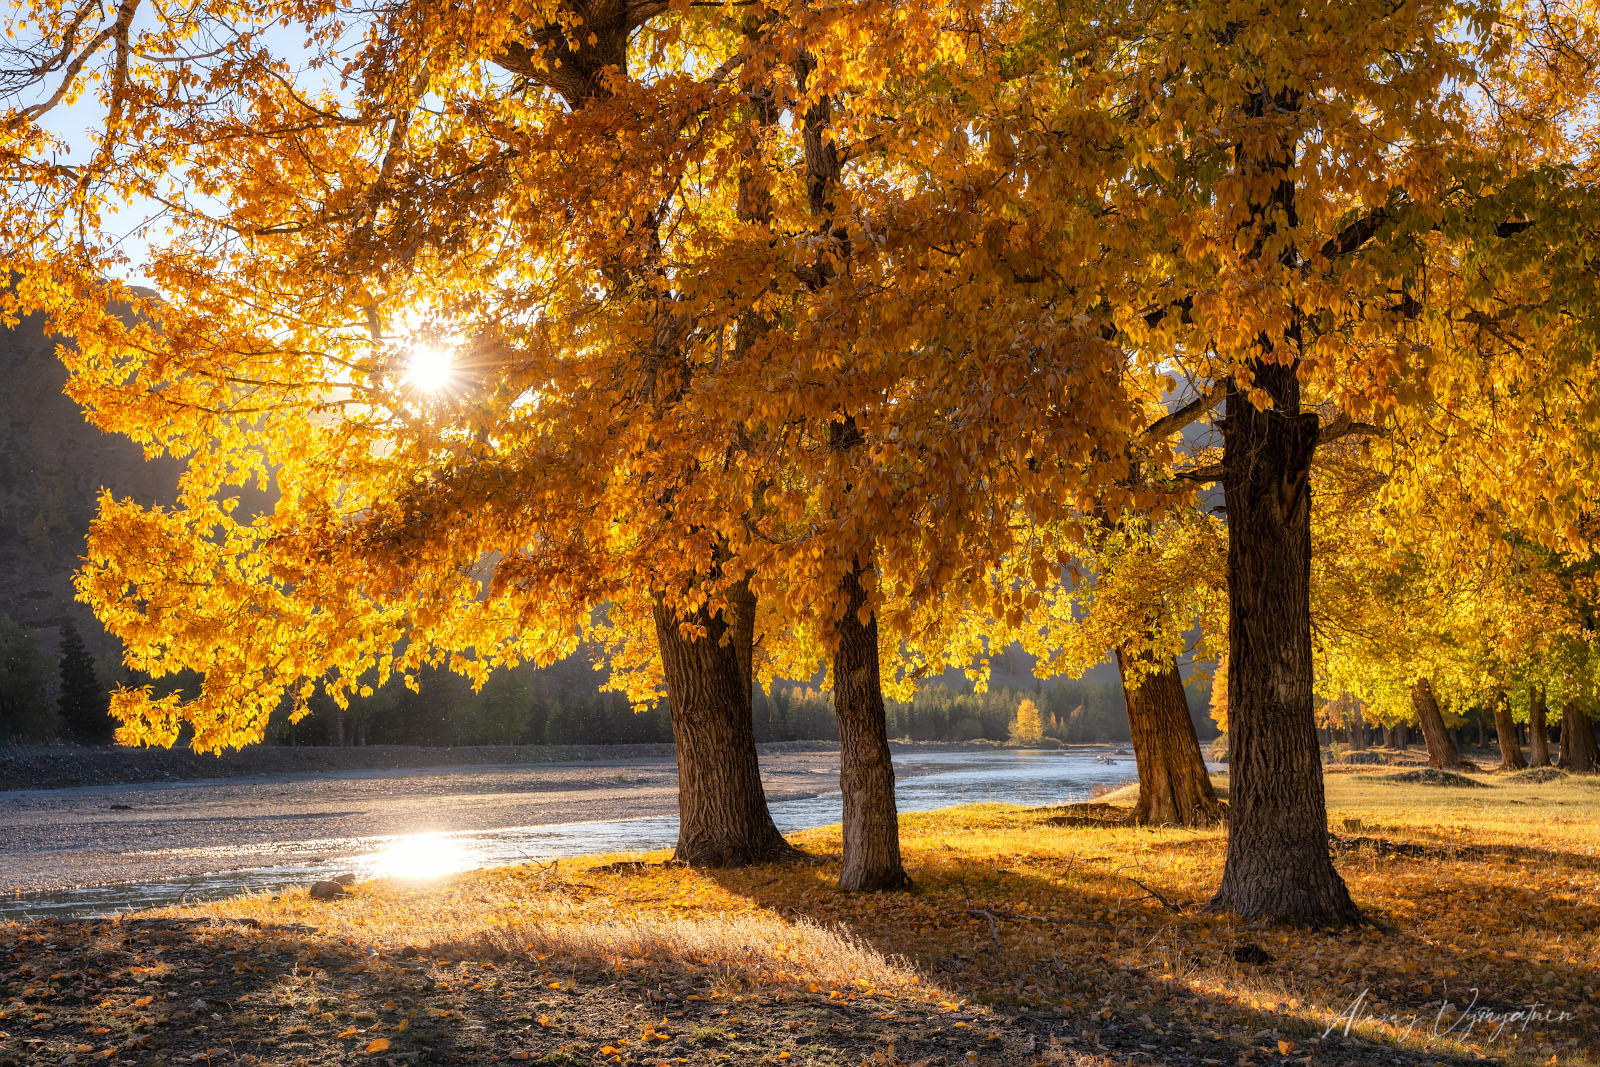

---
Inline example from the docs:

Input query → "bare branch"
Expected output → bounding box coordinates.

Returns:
[1142,390,1221,440]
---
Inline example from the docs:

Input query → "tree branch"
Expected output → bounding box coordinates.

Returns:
[1317,207,1393,261]
[1142,390,1221,440]
[1175,413,1384,485]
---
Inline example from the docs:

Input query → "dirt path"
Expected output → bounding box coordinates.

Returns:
[0,752,863,892]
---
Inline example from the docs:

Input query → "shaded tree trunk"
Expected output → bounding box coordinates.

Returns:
[1207,361,1359,927]
[1115,644,1223,826]
[654,581,796,866]
[1493,694,1526,771]
[832,561,908,891]
[1349,700,1367,750]
[1558,707,1598,773]
[1528,689,1551,767]
[1411,680,1463,770]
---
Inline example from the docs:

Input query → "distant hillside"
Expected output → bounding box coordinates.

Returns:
[0,305,181,655]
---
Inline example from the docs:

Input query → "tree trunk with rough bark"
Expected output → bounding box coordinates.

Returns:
[1493,694,1527,771]
[832,561,908,891]
[1411,680,1463,770]
[1207,362,1360,927]
[1116,644,1223,826]
[654,582,797,866]
[1529,689,1551,767]
[1349,700,1367,750]
[1558,707,1599,773]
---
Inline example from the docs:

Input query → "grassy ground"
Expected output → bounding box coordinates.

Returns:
[1,767,1596,1066]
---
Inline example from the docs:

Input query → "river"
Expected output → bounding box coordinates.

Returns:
[0,747,1138,920]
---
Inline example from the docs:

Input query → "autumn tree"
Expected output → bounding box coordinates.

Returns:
[1003,507,1225,826]
[0,0,1146,890]
[1094,0,1600,923]
[10,0,1600,927]
[1008,698,1044,745]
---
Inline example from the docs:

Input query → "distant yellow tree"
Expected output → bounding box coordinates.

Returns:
[1209,663,1228,736]
[1009,699,1044,746]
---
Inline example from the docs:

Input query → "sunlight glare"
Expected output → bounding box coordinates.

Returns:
[363,832,478,880]
[406,343,455,392]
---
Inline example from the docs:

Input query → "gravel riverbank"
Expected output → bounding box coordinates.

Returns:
[0,739,857,792]
[0,749,867,892]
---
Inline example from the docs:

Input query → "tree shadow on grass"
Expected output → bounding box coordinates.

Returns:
[0,908,1213,1066]
[696,835,1596,1067]
[1126,826,1600,874]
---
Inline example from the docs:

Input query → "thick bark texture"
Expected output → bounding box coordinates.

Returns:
[1207,363,1360,927]
[1492,695,1527,771]
[1558,707,1599,773]
[654,582,796,866]
[1528,690,1550,767]
[1411,680,1464,770]
[1116,645,1223,826]
[832,562,908,891]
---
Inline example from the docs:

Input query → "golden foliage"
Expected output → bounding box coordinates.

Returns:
[1,0,1599,745]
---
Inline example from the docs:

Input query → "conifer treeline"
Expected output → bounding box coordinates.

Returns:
[0,615,1169,748]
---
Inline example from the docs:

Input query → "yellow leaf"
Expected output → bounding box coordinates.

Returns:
[366,1038,392,1054]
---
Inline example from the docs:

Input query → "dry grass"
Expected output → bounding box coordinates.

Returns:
[89,769,1600,1065]
[175,873,921,997]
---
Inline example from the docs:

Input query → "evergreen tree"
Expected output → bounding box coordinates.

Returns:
[0,616,56,741]
[57,619,112,743]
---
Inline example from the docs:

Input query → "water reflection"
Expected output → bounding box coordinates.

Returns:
[3,748,1143,920]
[361,831,481,880]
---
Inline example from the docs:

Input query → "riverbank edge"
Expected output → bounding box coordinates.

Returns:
[0,738,1125,792]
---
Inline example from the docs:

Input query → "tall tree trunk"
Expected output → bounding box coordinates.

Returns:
[1208,363,1359,927]
[1116,644,1222,826]
[1411,680,1463,770]
[654,581,796,866]
[1493,694,1526,771]
[832,561,908,891]
[1558,707,1598,773]
[791,52,903,890]
[1528,689,1551,767]
[1349,700,1367,750]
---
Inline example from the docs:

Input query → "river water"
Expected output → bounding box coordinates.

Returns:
[1,748,1138,921]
